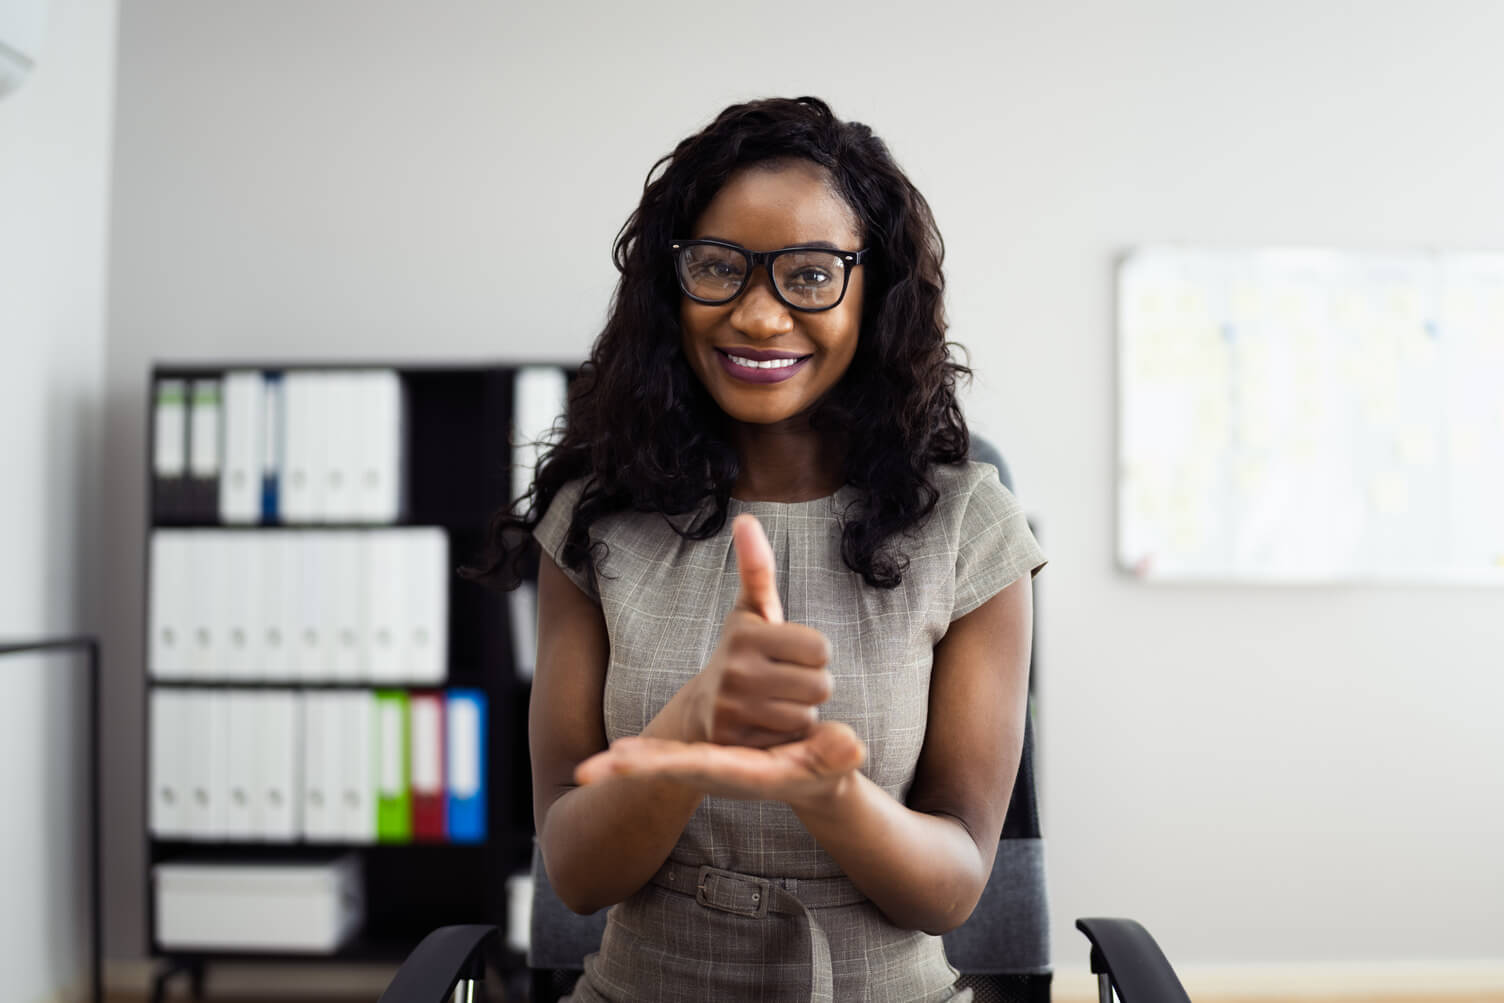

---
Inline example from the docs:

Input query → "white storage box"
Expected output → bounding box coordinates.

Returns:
[154,855,363,953]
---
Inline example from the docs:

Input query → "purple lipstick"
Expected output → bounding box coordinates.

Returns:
[715,347,812,384]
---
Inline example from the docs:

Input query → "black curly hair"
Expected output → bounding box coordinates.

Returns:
[463,96,970,591]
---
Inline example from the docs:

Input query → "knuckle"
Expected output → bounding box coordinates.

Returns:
[812,670,834,702]
[723,656,756,689]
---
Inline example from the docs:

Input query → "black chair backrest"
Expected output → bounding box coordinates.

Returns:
[529,437,1050,1001]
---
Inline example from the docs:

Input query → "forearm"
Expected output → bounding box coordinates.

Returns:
[538,692,704,914]
[792,772,992,934]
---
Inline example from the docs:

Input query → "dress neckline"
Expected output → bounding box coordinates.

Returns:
[727,484,854,513]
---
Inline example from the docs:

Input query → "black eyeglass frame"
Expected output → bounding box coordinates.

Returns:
[670,238,869,313]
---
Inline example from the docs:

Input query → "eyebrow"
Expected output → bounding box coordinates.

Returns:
[696,236,847,251]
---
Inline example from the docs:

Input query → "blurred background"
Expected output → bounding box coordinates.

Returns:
[2,0,1502,999]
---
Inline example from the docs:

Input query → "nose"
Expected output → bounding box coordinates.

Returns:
[729,271,794,339]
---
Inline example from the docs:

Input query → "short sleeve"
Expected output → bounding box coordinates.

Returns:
[532,478,598,602]
[951,468,1047,622]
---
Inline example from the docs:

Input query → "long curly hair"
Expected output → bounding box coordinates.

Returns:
[464,96,970,591]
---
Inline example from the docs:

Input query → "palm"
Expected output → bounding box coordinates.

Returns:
[576,721,866,804]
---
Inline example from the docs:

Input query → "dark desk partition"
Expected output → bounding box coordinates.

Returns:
[0,636,101,1003]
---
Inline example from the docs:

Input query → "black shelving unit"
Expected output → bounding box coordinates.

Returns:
[143,362,564,999]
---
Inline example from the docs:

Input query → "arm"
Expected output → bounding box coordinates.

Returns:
[793,573,1033,933]
[530,554,705,914]
[532,518,834,914]
[578,571,1034,934]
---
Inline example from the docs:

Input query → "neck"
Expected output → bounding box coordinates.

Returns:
[730,420,846,502]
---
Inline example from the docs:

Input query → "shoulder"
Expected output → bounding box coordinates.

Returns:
[534,477,589,550]
[927,460,1023,527]
[540,476,590,519]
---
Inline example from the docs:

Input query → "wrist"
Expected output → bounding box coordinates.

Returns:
[647,677,704,743]
[789,767,861,821]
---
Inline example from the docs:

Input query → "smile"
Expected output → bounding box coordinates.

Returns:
[714,349,812,384]
[727,354,799,369]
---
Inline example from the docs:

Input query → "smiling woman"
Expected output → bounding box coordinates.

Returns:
[677,161,866,459]
[463,97,1045,1001]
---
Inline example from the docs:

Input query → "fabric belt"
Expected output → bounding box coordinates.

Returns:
[649,860,867,1003]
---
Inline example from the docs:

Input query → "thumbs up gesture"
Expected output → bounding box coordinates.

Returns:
[575,514,866,804]
[683,514,833,748]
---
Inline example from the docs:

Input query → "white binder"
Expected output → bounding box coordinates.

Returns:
[257,689,301,841]
[153,379,187,478]
[184,533,223,679]
[508,581,538,681]
[364,531,405,684]
[280,371,326,523]
[321,372,360,523]
[335,691,376,843]
[148,531,191,680]
[292,532,330,681]
[352,369,405,524]
[223,691,259,839]
[404,528,449,685]
[218,534,263,681]
[259,532,296,681]
[323,533,365,681]
[149,688,190,838]
[183,690,229,839]
[188,380,222,481]
[512,366,569,503]
[219,370,264,524]
[301,691,339,842]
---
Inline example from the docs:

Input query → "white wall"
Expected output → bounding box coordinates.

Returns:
[102,0,1504,976]
[0,0,117,998]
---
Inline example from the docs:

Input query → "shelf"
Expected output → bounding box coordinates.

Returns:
[148,840,497,856]
[142,360,558,988]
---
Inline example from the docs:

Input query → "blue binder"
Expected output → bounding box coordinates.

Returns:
[445,689,487,843]
[260,371,283,522]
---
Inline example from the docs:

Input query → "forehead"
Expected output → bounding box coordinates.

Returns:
[691,160,861,249]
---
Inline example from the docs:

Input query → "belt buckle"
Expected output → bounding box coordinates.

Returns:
[695,865,771,919]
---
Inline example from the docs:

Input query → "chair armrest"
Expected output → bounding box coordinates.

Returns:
[1075,917,1192,1003]
[378,924,500,1003]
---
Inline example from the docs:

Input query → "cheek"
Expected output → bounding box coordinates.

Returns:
[679,303,707,358]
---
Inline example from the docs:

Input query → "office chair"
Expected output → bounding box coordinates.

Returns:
[379,440,1193,1003]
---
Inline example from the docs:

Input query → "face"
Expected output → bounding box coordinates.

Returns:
[678,160,864,430]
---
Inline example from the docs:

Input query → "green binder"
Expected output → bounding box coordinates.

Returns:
[374,690,413,843]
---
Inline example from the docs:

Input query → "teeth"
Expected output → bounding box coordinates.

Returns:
[728,355,800,369]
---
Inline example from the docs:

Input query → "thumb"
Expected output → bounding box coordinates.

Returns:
[790,721,867,777]
[732,514,784,624]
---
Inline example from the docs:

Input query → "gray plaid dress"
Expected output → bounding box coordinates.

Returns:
[534,461,1046,1002]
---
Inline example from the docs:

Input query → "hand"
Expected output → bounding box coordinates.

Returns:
[576,720,867,808]
[680,515,834,748]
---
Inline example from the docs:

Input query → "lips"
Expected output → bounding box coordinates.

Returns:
[715,347,812,384]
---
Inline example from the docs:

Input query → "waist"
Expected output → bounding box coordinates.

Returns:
[649,858,867,919]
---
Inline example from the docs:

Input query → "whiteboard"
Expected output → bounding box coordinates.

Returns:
[1117,246,1504,584]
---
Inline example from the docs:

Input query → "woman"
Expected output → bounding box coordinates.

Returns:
[472,96,1045,1001]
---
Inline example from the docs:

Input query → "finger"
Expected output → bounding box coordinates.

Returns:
[726,658,832,707]
[728,618,831,669]
[732,514,783,624]
[576,738,808,794]
[774,721,867,776]
[735,723,822,749]
[733,699,819,741]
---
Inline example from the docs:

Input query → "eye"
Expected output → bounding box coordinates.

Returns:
[788,267,832,288]
[688,256,745,282]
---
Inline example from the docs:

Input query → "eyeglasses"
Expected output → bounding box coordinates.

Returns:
[671,239,867,313]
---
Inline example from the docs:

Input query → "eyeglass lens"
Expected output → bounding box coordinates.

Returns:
[676,244,849,309]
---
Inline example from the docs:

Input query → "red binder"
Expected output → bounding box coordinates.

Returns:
[409,691,447,841]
